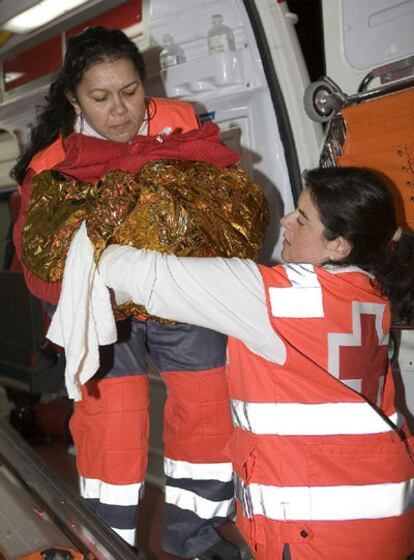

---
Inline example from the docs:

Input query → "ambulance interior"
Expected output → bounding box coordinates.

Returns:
[0,0,413,557]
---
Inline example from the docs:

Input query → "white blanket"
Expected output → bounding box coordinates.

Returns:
[47,221,117,401]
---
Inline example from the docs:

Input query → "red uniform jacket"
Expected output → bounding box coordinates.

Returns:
[227,263,414,560]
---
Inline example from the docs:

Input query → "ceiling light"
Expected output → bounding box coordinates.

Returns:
[2,0,91,33]
[4,72,25,83]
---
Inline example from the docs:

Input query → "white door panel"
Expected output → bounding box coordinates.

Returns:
[323,0,414,94]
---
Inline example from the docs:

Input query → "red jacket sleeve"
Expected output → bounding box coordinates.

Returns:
[13,170,61,305]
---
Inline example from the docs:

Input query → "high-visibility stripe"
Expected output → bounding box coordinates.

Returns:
[389,410,405,430]
[164,458,233,482]
[269,264,324,318]
[231,399,396,435]
[325,264,373,276]
[80,476,143,506]
[165,486,235,520]
[282,263,319,287]
[112,527,136,546]
[235,475,414,521]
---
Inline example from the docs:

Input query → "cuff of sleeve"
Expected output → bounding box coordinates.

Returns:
[99,245,131,292]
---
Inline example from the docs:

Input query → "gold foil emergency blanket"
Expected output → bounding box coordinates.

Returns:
[22,170,96,282]
[22,169,141,281]
[112,160,268,259]
[23,160,269,319]
[84,170,142,258]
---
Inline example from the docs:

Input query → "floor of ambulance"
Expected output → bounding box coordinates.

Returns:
[31,438,244,560]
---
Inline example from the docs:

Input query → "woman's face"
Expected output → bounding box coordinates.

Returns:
[69,58,146,143]
[280,188,343,265]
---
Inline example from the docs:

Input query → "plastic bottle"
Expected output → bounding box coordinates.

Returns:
[207,14,235,54]
[159,34,186,70]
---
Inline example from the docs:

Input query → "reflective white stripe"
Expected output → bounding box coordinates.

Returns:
[389,410,405,430]
[236,476,414,521]
[164,458,233,482]
[80,476,143,506]
[165,486,235,520]
[324,264,374,277]
[231,399,395,435]
[112,527,136,546]
[269,264,323,318]
[285,264,320,288]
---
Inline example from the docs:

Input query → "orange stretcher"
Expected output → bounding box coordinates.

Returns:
[305,60,414,231]
[336,88,414,231]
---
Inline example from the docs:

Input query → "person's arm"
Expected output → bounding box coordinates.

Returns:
[13,170,61,305]
[99,245,286,364]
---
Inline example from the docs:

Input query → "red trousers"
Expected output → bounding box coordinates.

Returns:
[70,318,234,556]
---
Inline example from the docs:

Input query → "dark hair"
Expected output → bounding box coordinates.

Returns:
[304,166,414,323]
[11,26,146,184]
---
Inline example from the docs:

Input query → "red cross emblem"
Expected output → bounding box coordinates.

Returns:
[328,302,389,405]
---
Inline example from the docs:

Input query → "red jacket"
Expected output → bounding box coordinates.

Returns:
[229,263,414,560]
[14,97,239,304]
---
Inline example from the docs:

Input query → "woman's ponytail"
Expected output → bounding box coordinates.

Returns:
[372,232,414,324]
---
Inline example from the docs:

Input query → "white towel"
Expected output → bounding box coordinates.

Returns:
[47,221,117,401]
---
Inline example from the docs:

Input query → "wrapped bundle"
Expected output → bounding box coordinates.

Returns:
[22,171,96,282]
[23,159,269,319]
[113,160,267,259]
[23,169,141,279]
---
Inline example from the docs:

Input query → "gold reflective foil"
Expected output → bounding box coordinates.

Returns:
[22,170,96,281]
[86,170,141,260]
[23,160,269,320]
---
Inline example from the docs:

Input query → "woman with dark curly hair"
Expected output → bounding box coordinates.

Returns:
[12,26,252,560]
